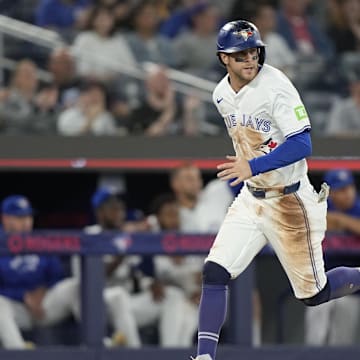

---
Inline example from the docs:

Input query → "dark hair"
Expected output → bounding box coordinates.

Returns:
[79,79,111,107]
[169,161,198,182]
[84,5,117,35]
[149,193,177,215]
[128,0,157,28]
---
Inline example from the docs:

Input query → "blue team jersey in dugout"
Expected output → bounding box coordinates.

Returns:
[328,196,360,218]
[0,253,64,302]
[325,196,360,270]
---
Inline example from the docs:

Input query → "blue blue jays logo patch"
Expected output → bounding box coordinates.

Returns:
[233,29,253,41]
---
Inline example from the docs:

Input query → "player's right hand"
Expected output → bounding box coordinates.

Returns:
[24,287,46,320]
[217,155,252,186]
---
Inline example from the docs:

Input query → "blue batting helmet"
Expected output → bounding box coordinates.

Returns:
[217,20,266,65]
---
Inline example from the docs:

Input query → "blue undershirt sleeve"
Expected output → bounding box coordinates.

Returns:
[248,130,312,176]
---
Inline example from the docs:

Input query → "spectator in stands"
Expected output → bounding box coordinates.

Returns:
[47,47,82,109]
[325,70,360,137]
[159,0,218,39]
[92,0,133,29]
[0,59,38,134]
[173,2,221,79]
[327,0,360,54]
[111,67,219,137]
[276,0,334,60]
[77,187,189,347]
[72,4,136,80]
[181,94,223,136]
[57,80,119,136]
[148,193,202,346]
[0,0,37,23]
[305,169,360,345]
[125,0,178,67]
[250,2,296,79]
[227,0,277,22]
[32,84,60,134]
[0,195,79,349]
[126,66,177,136]
[0,59,58,134]
[35,0,92,41]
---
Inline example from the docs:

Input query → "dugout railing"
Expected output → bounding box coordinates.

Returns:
[0,231,360,360]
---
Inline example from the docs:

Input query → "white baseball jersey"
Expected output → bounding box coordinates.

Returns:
[213,64,311,187]
[207,64,328,299]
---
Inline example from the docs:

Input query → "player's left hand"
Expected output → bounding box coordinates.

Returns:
[217,155,252,186]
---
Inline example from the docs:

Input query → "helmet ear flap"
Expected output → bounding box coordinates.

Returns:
[258,47,266,66]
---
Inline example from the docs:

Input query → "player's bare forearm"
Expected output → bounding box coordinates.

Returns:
[217,155,252,186]
[337,213,360,236]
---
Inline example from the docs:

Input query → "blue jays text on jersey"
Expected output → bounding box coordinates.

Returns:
[223,113,271,132]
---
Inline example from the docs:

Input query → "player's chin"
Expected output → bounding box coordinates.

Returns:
[241,67,256,79]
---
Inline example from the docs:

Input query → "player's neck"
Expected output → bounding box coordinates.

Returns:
[227,73,251,93]
[177,194,197,210]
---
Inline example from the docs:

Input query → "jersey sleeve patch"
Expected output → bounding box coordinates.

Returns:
[294,105,308,121]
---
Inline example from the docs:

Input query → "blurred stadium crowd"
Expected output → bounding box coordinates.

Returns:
[0,0,359,353]
[0,0,359,137]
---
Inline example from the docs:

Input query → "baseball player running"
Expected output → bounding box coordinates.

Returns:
[192,20,360,360]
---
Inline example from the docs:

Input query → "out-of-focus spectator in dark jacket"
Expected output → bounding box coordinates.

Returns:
[47,47,83,109]
[126,66,177,136]
[35,0,92,41]
[327,0,360,55]
[0,59,58,134]
[0,0,37,23]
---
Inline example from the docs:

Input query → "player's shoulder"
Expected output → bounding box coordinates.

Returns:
[212,74,229,103]
[260,64,294,87]
[84,224,102,234]
[260,64,299,98]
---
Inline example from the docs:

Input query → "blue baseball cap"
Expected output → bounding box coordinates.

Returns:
[1,195,33,216]
[91,187,120,210]
[324,169,355,190]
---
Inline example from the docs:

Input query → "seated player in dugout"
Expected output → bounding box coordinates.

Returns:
[0,195,79,349]
[191,19,360,360]
[304,169,360,346]
[325,169,360,235]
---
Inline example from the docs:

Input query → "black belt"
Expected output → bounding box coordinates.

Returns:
[246,181,300,199]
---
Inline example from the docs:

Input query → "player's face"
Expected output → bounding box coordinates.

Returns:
[222,48,259,85]
[2,215,33,233]
[100,198,126,229]
[330,184,356,211]
[172,166,203,200]
[157,202,180,231]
